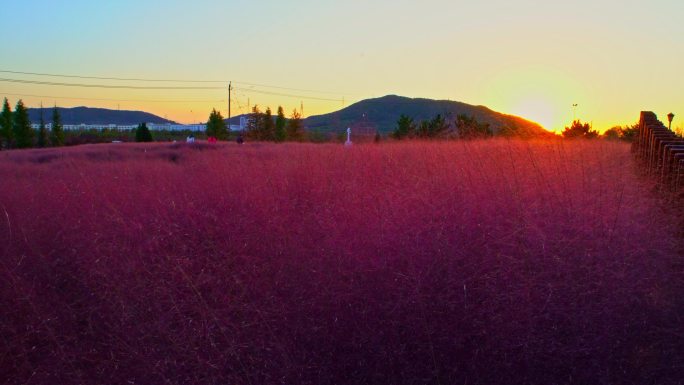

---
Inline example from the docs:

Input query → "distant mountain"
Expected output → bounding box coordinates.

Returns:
[27,107,176,125]
[303,95,550,137]
[25,97,548,137]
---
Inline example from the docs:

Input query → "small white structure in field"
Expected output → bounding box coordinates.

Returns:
[345,127,352,146]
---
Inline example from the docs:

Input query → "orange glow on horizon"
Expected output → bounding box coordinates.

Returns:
[509,97,559,133]
[482,66,587,134]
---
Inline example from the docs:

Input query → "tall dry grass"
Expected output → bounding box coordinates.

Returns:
[0,140,682,384]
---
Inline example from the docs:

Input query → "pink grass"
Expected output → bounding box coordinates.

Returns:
[0,140,682,384]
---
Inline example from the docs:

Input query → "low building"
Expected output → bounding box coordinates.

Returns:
[31,120,246,132]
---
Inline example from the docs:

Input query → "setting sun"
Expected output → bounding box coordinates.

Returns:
[509,97,559,133]
[481,66,588,133]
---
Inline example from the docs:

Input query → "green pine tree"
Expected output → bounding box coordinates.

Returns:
[263,107,275,141]
[274,106,287,142]
[456,114,492,139]
[416,120,431,138]
[246,105,263,140]
[135,122,153,142]
[206,109,228,140]
[0,98,13,149]
[13,100,33,149]
[428,114,449,138]
[51,106,65,146]
[286,109,304,141]
[37,107,48,148]
[392,114,415,139]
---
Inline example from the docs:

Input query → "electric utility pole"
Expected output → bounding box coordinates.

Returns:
[228,81,233,124]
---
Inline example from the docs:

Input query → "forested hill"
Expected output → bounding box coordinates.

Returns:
[26,97,548,137]
[304,95,549,137]
[27,107,176,125]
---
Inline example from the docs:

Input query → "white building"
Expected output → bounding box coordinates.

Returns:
[31,119,246,131]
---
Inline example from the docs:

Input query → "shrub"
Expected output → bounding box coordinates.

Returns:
[562,120,598,138]
[135,122,153,142]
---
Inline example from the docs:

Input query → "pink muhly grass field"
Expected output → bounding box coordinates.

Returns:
[0,140,682,384]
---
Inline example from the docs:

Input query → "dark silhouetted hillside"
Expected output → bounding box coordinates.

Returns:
[304,95,550,137]
[27,107,176,125]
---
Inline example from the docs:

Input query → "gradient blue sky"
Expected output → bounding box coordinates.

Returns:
[1,0,683,131]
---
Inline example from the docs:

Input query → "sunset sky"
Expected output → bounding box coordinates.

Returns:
[1,0,683,132]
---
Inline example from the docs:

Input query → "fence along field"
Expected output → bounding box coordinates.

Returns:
[0,138,682,384]
[633,111,684,194]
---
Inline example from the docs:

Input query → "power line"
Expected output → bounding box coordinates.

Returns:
[0,69,226,83]
[1,76,357,103]
[0,77,225,90]
[233,81,352,96]
[0,68,364,105]
[1,92,225,104]
[235,87,344,102]
[0,69,357,96]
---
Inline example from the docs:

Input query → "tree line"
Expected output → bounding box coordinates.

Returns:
[561,120,640,141]
[0,98,169,147]
[202,106,305,142]
[391,112,642,141]
[392,113,493,140]
[0,98,65,149]
[0,99,308,148]
[600,124,639,141]
[1,96,648,149]
[245,106,304,142]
